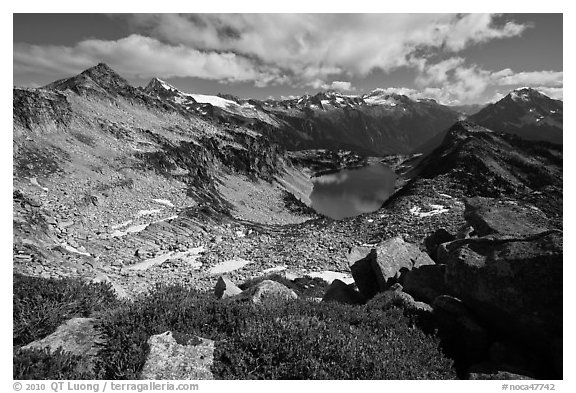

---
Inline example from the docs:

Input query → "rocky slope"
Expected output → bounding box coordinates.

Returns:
[469,88,563,144]
[13,63,316,285]
[13,64,562,380]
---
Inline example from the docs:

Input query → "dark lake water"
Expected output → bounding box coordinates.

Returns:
[309,162,397,220]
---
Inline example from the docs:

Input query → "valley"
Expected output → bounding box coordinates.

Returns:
[13,64,563,380]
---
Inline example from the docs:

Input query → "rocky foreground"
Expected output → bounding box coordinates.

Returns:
[13,64,562,380]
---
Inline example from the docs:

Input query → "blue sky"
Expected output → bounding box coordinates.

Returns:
[13,13,562,104]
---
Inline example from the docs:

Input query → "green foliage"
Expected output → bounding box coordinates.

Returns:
[95,283,455,380]
[13,274,119,347]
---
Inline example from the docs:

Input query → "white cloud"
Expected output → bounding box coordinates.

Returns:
[15,13,529,88]
[14,34,280,83]
[328,81,354,92]
[440,14,528,51]
[410,57,563,104]
[494,70,563,87]
[415,57,465,86]
[534,86,563,100]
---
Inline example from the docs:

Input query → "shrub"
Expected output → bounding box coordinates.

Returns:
[13,274,119,347]
[13,347,97,380]
[95,283,456,379]
[239,273,328,298]
[14,276,456,380]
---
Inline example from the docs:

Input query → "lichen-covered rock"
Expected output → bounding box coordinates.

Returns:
[141,331,214,380]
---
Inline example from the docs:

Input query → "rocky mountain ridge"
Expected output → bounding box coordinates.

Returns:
[137,73,461,155]
[13,64,563,380]
[469,87,563,144]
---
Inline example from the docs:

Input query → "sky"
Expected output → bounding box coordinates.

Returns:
[13,13,563,105]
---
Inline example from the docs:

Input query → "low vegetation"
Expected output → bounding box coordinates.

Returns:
[13,274,119,347]
[14,274,456,380]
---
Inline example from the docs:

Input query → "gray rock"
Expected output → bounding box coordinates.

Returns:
[22,317,104,356]
[455,224,475,239]
[322,279,364,305]
[424,228,455,260]
[432,295,469,317]
[464,197,549,237]
[467,363,534,380]
[371,237,434,291]
[444,231,562,373]
[347,246,379,300]
[240,280,298,305]
[214,276,242,299]
[367,289,432,314]
[403,264,447,303]
[140,331,214,380]
[57,219,74,229]
[21,317,105,375]
[444,232,562,340]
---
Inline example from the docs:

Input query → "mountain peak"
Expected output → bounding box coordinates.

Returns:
[469,86,563,144]
[81,63,122,79]
[508,87,548,102]
[43,63,137,99]
[145,77,178,93]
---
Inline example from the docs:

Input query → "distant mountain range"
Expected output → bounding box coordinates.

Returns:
[142,77,462,155]
[33,63,562,155]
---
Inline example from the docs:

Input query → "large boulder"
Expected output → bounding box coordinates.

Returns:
[443,230,562,371]
[371,237,435,291]
[464,197,550,237]
[239,280,298,305]
[403,264,447,303]
[346,246,379,299]
[214,276,242,299]
[432,296,490,370]
[322,279,364,305]
[140,331,214,380]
